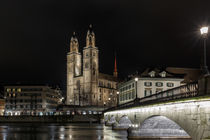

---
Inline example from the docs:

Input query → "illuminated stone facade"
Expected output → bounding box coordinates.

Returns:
[66,26,118,107]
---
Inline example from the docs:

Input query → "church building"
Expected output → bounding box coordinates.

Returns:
[66,25,118,107]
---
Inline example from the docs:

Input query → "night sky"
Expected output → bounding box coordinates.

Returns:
[0,0,210,90]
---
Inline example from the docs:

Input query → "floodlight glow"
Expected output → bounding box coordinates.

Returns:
[117,92,119,94]
[135,78,138,81]
[200,27,208,35]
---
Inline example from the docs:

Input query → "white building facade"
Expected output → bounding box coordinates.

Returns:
[118,69,184,105]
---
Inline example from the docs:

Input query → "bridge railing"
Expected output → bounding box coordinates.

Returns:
[104,82,198,112]
[139,81,198,103]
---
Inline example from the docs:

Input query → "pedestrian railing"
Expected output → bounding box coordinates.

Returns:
[104,82,198,112]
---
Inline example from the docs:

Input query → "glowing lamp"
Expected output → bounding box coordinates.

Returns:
[200,27,208,35]
[135,78,138,82]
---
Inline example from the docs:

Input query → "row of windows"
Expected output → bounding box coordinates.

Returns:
[119,83,135,92]
[144,89,174,97]
[6,88,43,92]
[98,81,115,89]
[46,94,58,99]
[6,93,42,97]
[85,52,96,57]
[144,82,174,87]
[6,104,43,109]
[99,88,114,94]
[6,88,21,92]
[120,90,135,101]
[6,99,43,103]
[46,105,56,109]
[46,99,57,104]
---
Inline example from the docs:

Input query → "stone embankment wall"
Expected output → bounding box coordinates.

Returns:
[0,114,100,123]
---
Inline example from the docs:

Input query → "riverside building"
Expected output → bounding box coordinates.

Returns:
[0,98,5,116]
[118,68,184,105]
[4,85,63,116]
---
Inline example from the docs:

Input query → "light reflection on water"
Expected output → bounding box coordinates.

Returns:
[0,123,128,140]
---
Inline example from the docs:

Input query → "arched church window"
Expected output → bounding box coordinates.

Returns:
[92,62,96,75]
[76,80,80,89]
[86,52,89,57]
[85,62,89,69]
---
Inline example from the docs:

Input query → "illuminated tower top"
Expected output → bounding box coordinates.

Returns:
[86,24,95,47]
[70,32,79,53]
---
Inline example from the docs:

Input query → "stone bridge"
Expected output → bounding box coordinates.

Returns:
[104,76,210,139]
[105,97,210,139]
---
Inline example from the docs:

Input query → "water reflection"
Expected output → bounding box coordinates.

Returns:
[0,123,128,140]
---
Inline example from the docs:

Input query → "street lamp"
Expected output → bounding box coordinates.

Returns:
[200,26,209,75]
[116,91,119,106]
[135,77,138,101]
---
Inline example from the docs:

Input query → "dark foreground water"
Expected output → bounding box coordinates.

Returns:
[0,123,127,140]
[0,123,191,140]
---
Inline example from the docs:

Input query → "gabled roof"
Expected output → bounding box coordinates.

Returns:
[140,67,184,78]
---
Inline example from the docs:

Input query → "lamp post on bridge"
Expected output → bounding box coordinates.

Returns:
[200,26,209,75]
[134,77,139,103]
[116,91,119,107]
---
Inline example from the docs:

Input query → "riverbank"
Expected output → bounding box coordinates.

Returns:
[0,114,101,123]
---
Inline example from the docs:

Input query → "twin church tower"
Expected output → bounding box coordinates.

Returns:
[66,25,118,106]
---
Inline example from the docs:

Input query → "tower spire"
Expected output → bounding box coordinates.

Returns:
[113,53,118,77]
[70,32,79,52]
[86,24,95,47]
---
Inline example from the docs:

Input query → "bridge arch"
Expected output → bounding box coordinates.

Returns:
[138,115,191,138]
[118,115,132,125]
[104,99,210,139]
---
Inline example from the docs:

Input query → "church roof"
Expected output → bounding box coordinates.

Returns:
[99,73,118,82]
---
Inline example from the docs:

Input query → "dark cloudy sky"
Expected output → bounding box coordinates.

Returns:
[0,0,210,89]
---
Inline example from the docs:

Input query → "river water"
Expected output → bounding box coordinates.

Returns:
[0,123,191,140]
[0,123,127,140]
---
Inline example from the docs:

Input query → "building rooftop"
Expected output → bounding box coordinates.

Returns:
[99,73,118,82]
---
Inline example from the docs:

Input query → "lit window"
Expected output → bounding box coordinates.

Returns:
[156,82,163,87]
[159,71,166,77]
[149,71,155,77]
[144,89,152,97]
[12,89,16,92]
[17,88,21,92]
[7,88,11,92]
[167,83,174,87]
[144,82,152,87]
